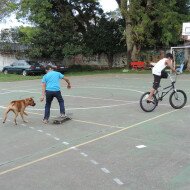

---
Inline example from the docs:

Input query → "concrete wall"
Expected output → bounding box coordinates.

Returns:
[0,53,17,71]
[0,50,168,70]
[63,53,128,68]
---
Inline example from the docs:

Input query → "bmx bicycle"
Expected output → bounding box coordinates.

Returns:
[140,73,187,112]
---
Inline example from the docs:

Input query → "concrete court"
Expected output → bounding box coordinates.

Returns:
[0,73,190,190]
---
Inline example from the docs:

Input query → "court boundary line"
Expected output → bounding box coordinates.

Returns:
[0,108,184,176]
[0,107,125,129]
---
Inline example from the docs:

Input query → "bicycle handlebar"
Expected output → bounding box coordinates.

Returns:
[168,72,180,83]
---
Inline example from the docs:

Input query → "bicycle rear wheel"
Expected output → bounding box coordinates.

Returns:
[169,89,187,109]
[140,92,157,112]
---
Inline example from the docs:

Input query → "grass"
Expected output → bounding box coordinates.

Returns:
[0,69,152,82]
[0,73,42,82]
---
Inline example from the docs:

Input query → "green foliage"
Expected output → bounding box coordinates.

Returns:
[69,64,98,72]
[117,0,190,48]
[0,0,17,20]
[2,0,190,65]
[0,28,20,43]
[13,0,104,58]
[1,0,124,62]
[63,43,92,57]
[150,0,190,46]
[84,16,126,54]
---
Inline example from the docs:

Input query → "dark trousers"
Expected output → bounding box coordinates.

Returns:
[44,90,65,120]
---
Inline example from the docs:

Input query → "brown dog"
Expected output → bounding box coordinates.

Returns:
[3,97,36,125]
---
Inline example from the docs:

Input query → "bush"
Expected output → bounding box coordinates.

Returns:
[68,64,99,72]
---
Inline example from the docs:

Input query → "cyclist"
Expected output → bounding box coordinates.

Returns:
[147,53,176,102]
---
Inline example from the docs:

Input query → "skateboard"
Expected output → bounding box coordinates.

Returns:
[53,113,72,124]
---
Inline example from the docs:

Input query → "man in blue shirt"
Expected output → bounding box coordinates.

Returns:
[40,65,71,124]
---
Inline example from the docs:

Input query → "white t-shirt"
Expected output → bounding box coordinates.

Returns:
[152,58,167,76]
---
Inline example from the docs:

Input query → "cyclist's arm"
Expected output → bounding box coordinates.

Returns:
[166,60,176,73]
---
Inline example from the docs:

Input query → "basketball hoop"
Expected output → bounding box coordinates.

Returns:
[182,35,190,41]
[182,23,190,42]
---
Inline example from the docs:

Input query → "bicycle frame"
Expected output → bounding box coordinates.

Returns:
[155,73,177,101]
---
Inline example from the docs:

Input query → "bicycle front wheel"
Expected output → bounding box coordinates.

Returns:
[169,90,187,109]
[140,92,157,112]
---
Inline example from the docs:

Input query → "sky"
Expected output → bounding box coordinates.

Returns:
[99,0,118,12]
[0,0,118,29]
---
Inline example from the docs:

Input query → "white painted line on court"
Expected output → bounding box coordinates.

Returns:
[115,76,141,80]
[27,102,137,111]
[70,146,79,150]
[46,133,51,136]
[68,103,135,110]
[0,106,6,109]
[37,130,43,133]
[62,142,69,145]
[0,108,186,176]
[64,95,137,103]
[90,160,99,165]
[0,89,40,94]
[80,152,88,157]
[101,168,111,174]
[54,137,60,141]
[113,178,124,185]
[1,85,39,90]
[0,92,13,95]
[136,145,146,149]
[1,109,123,130]
[23,111,124,129]
[42,86,143,94]
[74,86,144,94]
[1,86,144,95]
[73,119,124,129]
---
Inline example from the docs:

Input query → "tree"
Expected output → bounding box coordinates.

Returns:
[84,15,126,67]
[115,0,190,66]
[0,0,17,20]
[0,28,19,43]
[14,0,104,59]
[16,0,126,65]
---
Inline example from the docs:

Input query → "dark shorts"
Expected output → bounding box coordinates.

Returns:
[153,74,161,90]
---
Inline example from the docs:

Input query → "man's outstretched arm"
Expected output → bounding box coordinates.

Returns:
[63,77,71,89]
[40,83,46,102]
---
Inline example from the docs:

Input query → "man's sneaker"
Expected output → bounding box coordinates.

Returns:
[42,119,48,124]
[60,114,67,118]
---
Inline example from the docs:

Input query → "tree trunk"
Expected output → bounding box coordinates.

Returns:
[125,18,133,67]
[107,53,114,68]
[131,44,141,61]
[116,0,137,68]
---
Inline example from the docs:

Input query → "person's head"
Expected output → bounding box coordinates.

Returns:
[166,53,173,60]
[45,65,53,72]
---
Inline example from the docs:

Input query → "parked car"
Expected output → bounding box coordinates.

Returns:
[46,63,68,74]
[2,60,45,76]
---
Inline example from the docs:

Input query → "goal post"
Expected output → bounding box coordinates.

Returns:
[170,45,190,71]
[169,22,190,71]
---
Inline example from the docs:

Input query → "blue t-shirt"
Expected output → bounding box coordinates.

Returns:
[42,71,64,91]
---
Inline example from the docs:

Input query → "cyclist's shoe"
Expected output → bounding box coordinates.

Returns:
[146,99,155,104]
